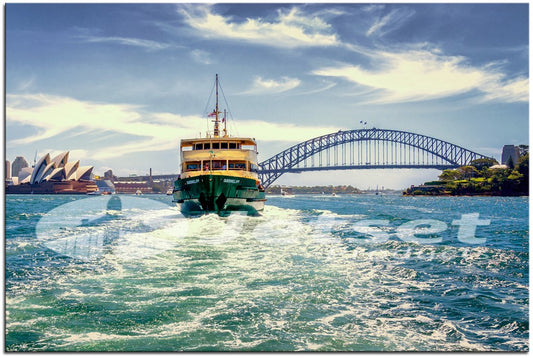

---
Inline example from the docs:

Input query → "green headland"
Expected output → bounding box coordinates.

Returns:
[404,147,529,197]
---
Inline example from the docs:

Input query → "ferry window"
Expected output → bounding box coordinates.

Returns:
[242,145,255,151]
[203,143,211,150]
[194,143,202,150]
[186,162,200,171]
[182,145,193,151]
[212,161,223,169]
[229,142,237,149]
[212,142,220,149]
[250,163,259,172]
[221,142,228,149]
[229,161,246,170]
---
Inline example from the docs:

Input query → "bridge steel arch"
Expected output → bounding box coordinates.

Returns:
[258,128,490,188]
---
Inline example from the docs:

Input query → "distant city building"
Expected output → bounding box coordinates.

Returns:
[11,156,29,178]
[5,160,10,179]
[17,167,33,182]
[114,181,153,194]
[104,169,117,181]
[501,145,520,167]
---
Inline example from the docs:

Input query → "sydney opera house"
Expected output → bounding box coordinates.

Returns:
[6,151,98,194]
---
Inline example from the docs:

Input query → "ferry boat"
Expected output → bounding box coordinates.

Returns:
[172,75,266,216]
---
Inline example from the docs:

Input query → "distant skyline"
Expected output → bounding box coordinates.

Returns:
[6,3,529,189]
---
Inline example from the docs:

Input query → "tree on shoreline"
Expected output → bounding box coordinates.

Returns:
[410,146,528,196]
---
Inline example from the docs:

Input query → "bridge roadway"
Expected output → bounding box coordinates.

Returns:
[259,164,453,174]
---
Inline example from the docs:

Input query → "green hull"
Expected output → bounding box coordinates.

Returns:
[172,174,266,216]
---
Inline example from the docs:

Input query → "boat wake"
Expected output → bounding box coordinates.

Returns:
[6,195,528,351]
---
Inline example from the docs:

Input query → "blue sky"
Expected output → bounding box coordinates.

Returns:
[5,3,529,189]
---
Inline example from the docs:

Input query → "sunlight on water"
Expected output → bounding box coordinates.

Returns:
[5,194,529,351]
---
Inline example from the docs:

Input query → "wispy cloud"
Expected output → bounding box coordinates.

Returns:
[233,120,341,143]
[7,93,342,160]
[78,35,171,51]
[294,80,337,96]
[366,8,416,37]
[42,148,89,163]
[480,76,529,103]
[241,76,301,95]
[361,5,386,13]
[190,49,213,65]
[6,94,190,159]
[313,46,529,104]
[178,5,340,48]
[16,77,36,92]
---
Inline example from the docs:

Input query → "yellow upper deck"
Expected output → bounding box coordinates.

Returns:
[181,137,257,150]
[180,137,260,180]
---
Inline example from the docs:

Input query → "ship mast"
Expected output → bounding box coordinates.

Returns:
[209,74,229,138]
[213,74,220,138]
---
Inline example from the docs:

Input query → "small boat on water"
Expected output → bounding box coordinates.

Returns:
[172,74,266,216]
[280,188,294,198]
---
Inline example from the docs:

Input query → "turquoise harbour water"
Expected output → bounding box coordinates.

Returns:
[5,194,529,351]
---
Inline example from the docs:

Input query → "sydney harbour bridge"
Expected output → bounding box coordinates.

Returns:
[257,128,490,188]
[129,128,491,189]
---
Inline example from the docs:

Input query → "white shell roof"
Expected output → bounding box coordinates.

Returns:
[51,151,69,168]
[37,162,57,183]
[65,160,80,180]
[45,167,66,181]
[30,153,50,184]
[75,166,94,181]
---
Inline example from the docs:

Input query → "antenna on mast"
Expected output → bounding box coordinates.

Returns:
[213,74,220,138]
[208,74,229,138]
